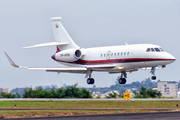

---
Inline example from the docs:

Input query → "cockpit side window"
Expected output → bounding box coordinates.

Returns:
[159,48,164,51]
[146,47,164,52]
[146,48,150,52]
[151,48,155,52]
[154,48,161,52]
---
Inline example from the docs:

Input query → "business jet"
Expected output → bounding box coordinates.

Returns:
[5,17,175,85]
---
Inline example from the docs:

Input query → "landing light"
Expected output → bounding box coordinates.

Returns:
[118,66,125,70]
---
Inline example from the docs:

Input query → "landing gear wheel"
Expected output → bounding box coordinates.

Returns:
[90,78,94,84]
[119,78,126,84]
[87,78,91,84]
[119,78,123,84]
[87,78,95,85]
[122,78,126,84]
[151,76,156,80]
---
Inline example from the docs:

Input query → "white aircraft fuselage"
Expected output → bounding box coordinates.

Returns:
[5,17,175,85]
[52,44,175,73]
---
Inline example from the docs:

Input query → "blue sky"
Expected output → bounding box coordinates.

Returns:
[1,0,180,89]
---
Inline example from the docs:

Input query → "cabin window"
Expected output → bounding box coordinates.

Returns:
[155,48,161,52]
[121,52,123,56]
[118,53,120,56]
[114,53,116,56]
[111,53,113,56]
[124,52,126,56]
[151,48,155,52]
[101,54,103,57]
[127,52,129,55]
[146,48,150,52]
[104,54,106,57]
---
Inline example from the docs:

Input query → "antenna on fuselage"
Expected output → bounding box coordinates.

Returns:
[125,42,128,45]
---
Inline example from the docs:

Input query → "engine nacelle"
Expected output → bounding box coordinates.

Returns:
[55,49,83,62]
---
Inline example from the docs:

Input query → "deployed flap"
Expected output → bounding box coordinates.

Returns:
[86,64,116,69]
[28,68,87,74]
[141,65,164,70]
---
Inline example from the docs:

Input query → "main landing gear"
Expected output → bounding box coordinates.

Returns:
[118,71,127,84]
[150,67,156,80]
[87,78,94,85]
[86,69,95,85]
[119,78,126,84]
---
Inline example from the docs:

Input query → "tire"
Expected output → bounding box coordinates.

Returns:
[87,78,91,84]
[90,78,95,84]
[122,78,126,84]
[119,78,123,84]
[151,76,156,80]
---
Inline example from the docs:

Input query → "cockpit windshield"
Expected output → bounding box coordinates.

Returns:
[146,47,164,52]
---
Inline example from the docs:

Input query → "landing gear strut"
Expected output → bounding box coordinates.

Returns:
[86,69,95,85]
[150,67,156,80]
[118,71,127,84]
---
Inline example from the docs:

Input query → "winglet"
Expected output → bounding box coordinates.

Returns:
[4,52,26,68]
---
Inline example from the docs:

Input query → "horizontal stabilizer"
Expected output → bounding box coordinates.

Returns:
[23,42,69,49]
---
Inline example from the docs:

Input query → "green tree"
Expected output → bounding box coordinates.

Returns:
[0,92,20,98]
[106,91,119,98]
[22,83,92,98]
[134,86,161,98]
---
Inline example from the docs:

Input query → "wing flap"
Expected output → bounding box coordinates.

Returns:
[86,64,116,69]
[141,66,164,70]
[28,68,87,73]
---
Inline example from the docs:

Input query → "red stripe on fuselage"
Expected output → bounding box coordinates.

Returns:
[53,58,175,65]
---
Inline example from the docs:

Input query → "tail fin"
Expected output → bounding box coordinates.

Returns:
[23,17,79,50]
[51,17,79,50]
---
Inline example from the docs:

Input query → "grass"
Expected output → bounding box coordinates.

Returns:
[0,101,179,108]
[0,110,159,118]
[0,100,179,118]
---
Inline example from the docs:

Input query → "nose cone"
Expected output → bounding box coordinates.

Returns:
[167,53,176,64]
[169,54,175,61]
[51,54,56,60]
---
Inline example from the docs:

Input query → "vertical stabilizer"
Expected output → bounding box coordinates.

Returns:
[51,17,79,50]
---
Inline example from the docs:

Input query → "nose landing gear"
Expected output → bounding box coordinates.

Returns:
[151,76,156,80]
[150,67,156,80]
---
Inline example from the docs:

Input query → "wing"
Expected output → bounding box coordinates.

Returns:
[4,52,87,73]
[4,52,115,77]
